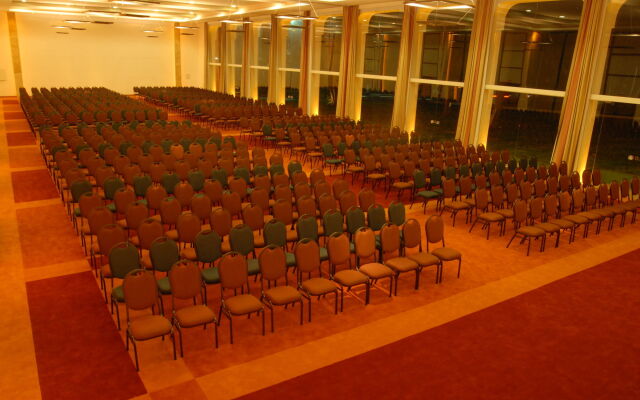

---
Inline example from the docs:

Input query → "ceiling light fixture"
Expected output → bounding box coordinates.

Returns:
[143,29,163,32]
[51,25,70,29]
[221,19,251,24]
[175,25,198,29]
[65,19,90,23]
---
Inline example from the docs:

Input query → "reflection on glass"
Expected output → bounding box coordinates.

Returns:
[361,78,395,127]
[253,23,271,67]
[228,66,241,97]
[486,91,562,162]
[419,8,473,81]
[364,12,403,76]
[495,1,582,90]
[415,84,463,142]
[319,75,339,115]
[284,21,303,69]
[587,102,640,181]
[316,17,342,72]
[285,71,300,106]
[600,1,640,98]
[226,29,244,65]
[256,69,268,101]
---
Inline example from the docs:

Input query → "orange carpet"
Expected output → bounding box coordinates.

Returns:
[16,204,86,268]
[6,131,36,146]
[238,249,640,400]
[27,272,147,400]
[11,170,59,203]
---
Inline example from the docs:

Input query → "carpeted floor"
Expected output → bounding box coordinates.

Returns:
[27,272,147,400]
[238,248,640,400]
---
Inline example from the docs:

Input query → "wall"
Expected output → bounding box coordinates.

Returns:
[15,13,180,94]
[0,12,16,97]
[180,21,206,88]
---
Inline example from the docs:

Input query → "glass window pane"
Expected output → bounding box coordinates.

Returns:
[256,69,268,101]
[319,74,339,115]
[486,91,562,162]
[361,78,396,127]
[587,102,640,181]
[226,28,244,65]
[418,8,473,81]
[284,21,304,69]
[227,66,241,97]
[253,23,271,67]
[495,1,583,90]
[600,1,640,98]
[285,71,300,106]
[364,12,403,76]
[414,84,463,142]
[315,17,342,72]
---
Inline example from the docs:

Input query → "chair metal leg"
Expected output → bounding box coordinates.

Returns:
[299,300,303,325]
[132,339,139,371]
[261,310,265,336]
[457,259,462,278]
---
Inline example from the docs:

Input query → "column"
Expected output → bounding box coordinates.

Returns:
[267,15,281,104]
[298,15,312,113]
[390,5,418,131]
[454,0,500,146]
[241,19,251,98]
[336,5,359,119]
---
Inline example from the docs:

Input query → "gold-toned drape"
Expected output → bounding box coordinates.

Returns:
[336,5,359,118]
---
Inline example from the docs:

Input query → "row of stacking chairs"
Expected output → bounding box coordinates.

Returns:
[21,87,166,127]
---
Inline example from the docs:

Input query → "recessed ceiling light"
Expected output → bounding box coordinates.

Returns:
[525,9,532,12]
[143,29,163,33]
[175,25,198,29]
[559,15,566,18]
[51,25,70,29]
[65,19,89,23]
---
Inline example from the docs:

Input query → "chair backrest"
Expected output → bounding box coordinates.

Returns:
[513,199,527,225]
[88,206,115,235]
[346,206,366,234]
[354,227,377,260]
[264,218,287,248]
[367,203,386,231]
[169,260,203,300]
[109,242,140,279]
[296,214,319,241]
[358,188,376,212]
[388,202,405,226]
[259,245,287,282]
[138,218,164,250]
[242,204,264,231]
[97,224,127,256]
[229,224,254,256]
[332,178,350,199]
[530,197,544,221]
[327,232,351,267]
[295,238,321,275]
[474,188,489,210]
[545,194,558,218]
[150,236,180,273]
[176,212,201,243]
[402,218,422,250]
[219,252,248,291]
[210,207,232,237]
[323,209,344,237]
[123,269,158,311]
[194,229,222,264]
[425,215,445,247]
[380,223,401,257]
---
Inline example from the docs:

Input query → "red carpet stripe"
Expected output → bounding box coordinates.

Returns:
[6,131,36,146]
[11,170,58,203]
[238,249,640,400]
[27,272,146,400]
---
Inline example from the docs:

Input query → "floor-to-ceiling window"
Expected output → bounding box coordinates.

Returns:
[587,0,640,181]
[250,21,270,101]
[485,1,583,163]
[413,6,473,143]
[358,11,403,128]
[280,18,303,106]
[225,24,244,97]
[311,16,342,115]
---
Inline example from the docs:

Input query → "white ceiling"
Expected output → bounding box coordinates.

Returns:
[0,0,383,23]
